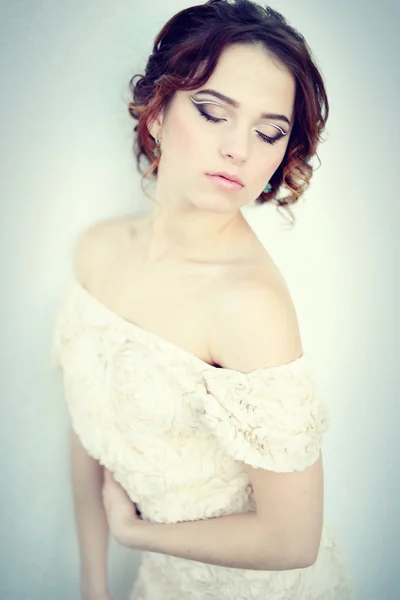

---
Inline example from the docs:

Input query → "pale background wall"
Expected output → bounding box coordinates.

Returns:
[0,0,398,598]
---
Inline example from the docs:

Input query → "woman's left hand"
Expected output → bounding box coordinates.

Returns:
[102,468,146,548]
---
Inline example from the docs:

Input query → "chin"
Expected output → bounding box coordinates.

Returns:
[195,199,236,214]
[191,190,237,212]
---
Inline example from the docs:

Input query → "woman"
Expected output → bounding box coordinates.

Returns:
[51,1,355,599]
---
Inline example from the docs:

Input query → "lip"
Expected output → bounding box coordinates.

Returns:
[207,171,244,187]
[206,174,244,191]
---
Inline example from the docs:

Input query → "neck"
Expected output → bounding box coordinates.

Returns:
[141,204,247,265]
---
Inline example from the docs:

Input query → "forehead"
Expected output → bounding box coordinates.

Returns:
[194,43,295,120]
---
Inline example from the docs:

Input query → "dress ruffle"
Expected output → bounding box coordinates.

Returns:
[200,358,329,472]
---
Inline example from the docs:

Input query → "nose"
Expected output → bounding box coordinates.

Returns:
[219,127,250,164]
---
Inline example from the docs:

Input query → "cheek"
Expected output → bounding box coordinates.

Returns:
[266,146,286,177]
[166,111,197,155]
[270,149,286,171]
[257,146,286,180]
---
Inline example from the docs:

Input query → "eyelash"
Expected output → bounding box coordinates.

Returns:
[196,107,282,146]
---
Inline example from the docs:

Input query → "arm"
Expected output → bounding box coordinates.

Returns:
[206,277,324,566]
[68,226,112,597]
[133,508,313,570]
[70,426,111,598]
[120,280,323,571]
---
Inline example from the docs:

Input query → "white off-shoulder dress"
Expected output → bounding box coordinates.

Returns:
[50,278,354,600]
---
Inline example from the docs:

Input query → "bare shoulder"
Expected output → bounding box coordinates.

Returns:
[207,255,303,371]
[73,213,145,285]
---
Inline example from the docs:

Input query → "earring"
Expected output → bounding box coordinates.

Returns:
[264,183,272,193]
[153,138,161,158]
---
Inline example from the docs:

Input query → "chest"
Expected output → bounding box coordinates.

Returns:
[87,254,226,365]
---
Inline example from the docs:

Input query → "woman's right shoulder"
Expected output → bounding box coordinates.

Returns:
[73,214,144,285]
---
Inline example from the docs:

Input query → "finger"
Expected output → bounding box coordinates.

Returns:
[103,467,113,480]
[103,476,130,504]
[103,480,138,519]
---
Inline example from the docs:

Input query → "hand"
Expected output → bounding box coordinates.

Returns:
[102,468,146,548]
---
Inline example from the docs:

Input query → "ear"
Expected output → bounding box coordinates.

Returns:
[148,109,165,141]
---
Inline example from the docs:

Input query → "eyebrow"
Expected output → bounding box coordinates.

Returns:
[194,88,291,126]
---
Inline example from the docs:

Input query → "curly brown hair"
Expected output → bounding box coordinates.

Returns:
[126,0,329,226]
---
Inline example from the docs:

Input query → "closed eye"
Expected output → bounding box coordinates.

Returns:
[196,107,284,145]
[189,96,286,144]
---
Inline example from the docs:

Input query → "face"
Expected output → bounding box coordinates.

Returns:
[150,43,295,214]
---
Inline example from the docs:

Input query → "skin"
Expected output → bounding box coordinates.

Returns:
[145,42,295,264]
[80,43,325,591]
[82,42,296,368]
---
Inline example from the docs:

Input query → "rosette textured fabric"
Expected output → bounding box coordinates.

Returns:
[50,278,354,600]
